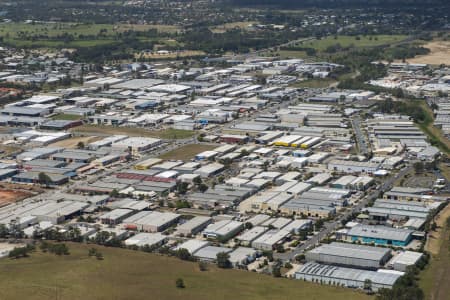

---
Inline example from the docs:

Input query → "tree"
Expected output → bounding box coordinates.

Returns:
[175,278,185,289]
[175,248,192,261]
[109,189,119,198]
[198,261,208,271]
[272,265,281,277]
[413,162,424,174]
[77,141,85,149]
[38,172,52,187]
[216,252,231,268]
[198,183,208,193]
[295,254,306,263]
[364,279,372,292]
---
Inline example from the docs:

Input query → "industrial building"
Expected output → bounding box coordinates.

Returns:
[342,224,414,247]
[306,242,392,270]
[100,208,136,225]
[194,246,233,262]
[122,211,180,232]
[124,232,167,248]
[388,251,423,271]
[236,226,267,246]
[176,216,212,236]
[295,262,401,292]
[202,220,244,241]
[251,229,290,250]
[173,239,209,254]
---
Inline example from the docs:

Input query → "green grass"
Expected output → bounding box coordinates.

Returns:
[0,22,179,49]
[290,78,337,88]
[71,125,195,140]
[0,242,372,300]
[159,144,217,160]
[416,102,450,156]
[0,22,179,38]
[51,114,83,121]
[294,35,408,51]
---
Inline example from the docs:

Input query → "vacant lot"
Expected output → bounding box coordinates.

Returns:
[0,189,33,207]
[159,144,217,160]
[71,125,195,140]
[403,40,450,65]
[51,113,83,121]
[420,204,450,300]
[295,35,407,51]
[0,242,371,300]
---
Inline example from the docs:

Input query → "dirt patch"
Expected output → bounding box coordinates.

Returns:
[403,41,450,65]
[48,136,101,149]
[0,189,33,207]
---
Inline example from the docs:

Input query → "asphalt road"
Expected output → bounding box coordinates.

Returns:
[351,116,369,155]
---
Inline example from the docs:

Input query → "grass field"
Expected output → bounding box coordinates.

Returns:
[51,113,83,121]
[0,22,179,49]
[420,204,450,300]
[0,22,179,37]
[417,102,450,156]
[0,242,371,300]
[71,125,195,140]
[293,35,407,51]
[159,144,217,160]
[290,78,337,88]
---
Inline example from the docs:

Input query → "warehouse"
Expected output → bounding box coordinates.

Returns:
[134,158,163,170]
[252,229,290,251]
[282,219,312,234]
[246,214,271,226]
[12,171,69,186]
[176,216,212,236]
[273,135,303,147]
[306,173,332,186]
[122,211,180,232]
[248,191,293,212]
[194,246,233,262]
[262,217,292,229]
[108,198,150,211]
[328,159,380,174]
[306,242,392,270]
[229,247,258,267]
[194,163,225,178]
[343,224,414,247]
[100,208,136,225]
[202,220,244,241]
[280,199,336,218]
[0,200,89,225]
[295,262,401,292]
[174,239,210,255]
[388,251,423,271]
[0,168,18,180]
[236,226,267,246]
[331,175,374,190]
[124,232,167,248]
[112,137,162,155]
[195,151,219,161]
